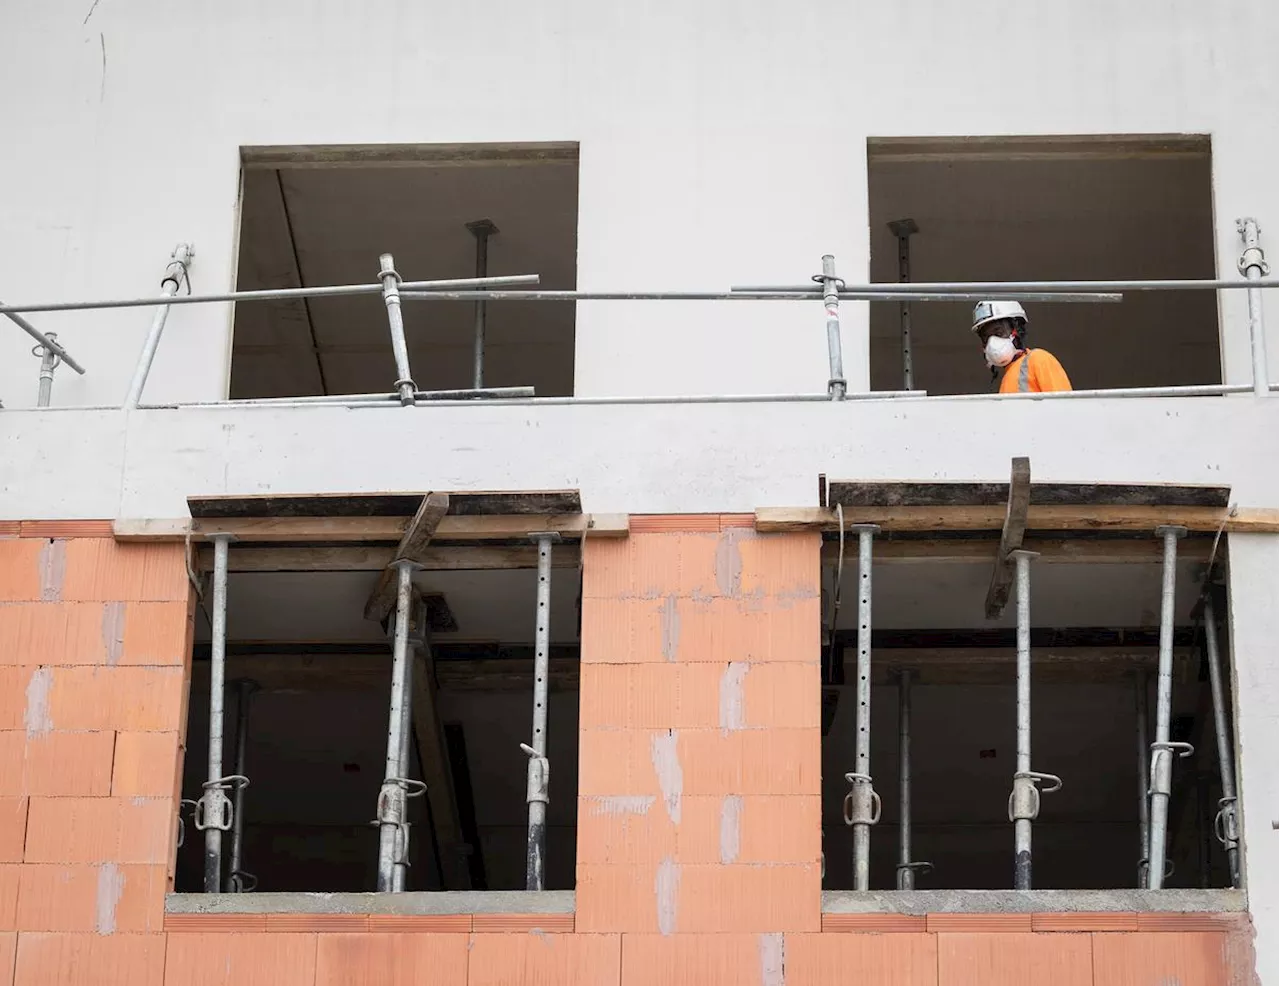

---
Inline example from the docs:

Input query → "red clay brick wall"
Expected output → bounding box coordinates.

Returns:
[0,531,190,984]
[0,524,1253,985]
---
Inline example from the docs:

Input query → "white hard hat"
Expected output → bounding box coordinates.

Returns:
[971,300,1027,333]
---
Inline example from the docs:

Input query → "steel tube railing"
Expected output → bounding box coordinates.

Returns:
[733,278,1279,294]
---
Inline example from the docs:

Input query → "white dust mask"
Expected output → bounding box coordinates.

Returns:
[985,335,1017,368]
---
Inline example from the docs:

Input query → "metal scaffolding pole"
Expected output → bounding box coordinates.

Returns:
[1135,670,1152,887]
[523,533,558,891]
[844,525,880,889]
[896,669,931,889]
[399,289,1119,303]
[1147,525,1190,889]
[1008,550,1061,890]
[227,679,258,893]
[194,533,245,894]
[391,594,425,893]
[1,309,86,376]
[376,561,423,891]
[731,277,1279,294]
[378,254,417,406]
[1201,590,1241,887]
[466,220,498,389]
[1237,218,1271,398]
[818,256,847,400]
[33,331,60,407]
[887,220,919,391]
[124,243,194,409]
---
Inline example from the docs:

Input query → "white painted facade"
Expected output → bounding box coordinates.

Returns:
[0,1,1275,979]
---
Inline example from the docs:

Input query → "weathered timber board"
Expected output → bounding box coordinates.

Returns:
[827,481,1231,508]
[187,489,582,518]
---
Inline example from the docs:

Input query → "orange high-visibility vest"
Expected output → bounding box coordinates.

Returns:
[999,348,1072,393]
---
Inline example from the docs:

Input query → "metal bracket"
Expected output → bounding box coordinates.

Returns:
[896,860,934,880]
[193,775,249,832]
[842,772,882,826]
[521,742,551,806]
[1214,796,1240,848]
[1149,740,1194,798]
[1237,218,1271,275]
[1007,770,1062,822]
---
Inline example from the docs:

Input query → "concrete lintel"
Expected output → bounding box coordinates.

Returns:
[165,890,575,915]
[821,888,1246,915]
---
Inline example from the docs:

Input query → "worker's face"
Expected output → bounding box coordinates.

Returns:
[976,319,1015,347]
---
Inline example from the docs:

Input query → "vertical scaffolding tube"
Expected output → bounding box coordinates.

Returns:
[201,534,233,893]
[524,534,557,890]
[895,669,930,889]
[467,220,498,389]
[1135,670,1151,887]
[1147,526,1189,889]
[1237,218,1271,398]
[124,243,194,409]
[378,254,417,405]
[34,331,59,407]
[845,525,880,890]
[887,219,919,391]
[227,679,257,892]
[819,255,847,401]
[376,562,415,891]
[1202,591,1241,887]
[1012,550,1035,889]
[391,599,419,893]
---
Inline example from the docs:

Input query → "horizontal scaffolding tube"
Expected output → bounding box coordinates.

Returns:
[903,383,1278,401]
[400,290,1121,303]
[0,275,540,316]
[165,390,926,410]
[1,309,86,374]
[733,278,1280,293]
[226,386,537,406]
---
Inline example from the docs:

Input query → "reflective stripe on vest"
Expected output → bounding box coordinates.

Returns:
[1017,350,1032,392]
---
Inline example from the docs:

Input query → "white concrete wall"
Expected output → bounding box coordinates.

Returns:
[0,0,1275,407]
[0,0,1275,972]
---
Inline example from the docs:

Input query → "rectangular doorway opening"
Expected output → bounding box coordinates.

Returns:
[229,143,579,400]
[867,135,1218,395]
[177,552,582,893]
[820,539,1239,892]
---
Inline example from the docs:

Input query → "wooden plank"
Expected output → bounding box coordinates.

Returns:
[116,513,628,543]
[756,505,1279,535]
[396,493,451,562]
[187,489,582,518]
[984,457,1032,619]
[410,639,472,890]
[820,537,1213,566]
[827,480,1231,508]
[198,544,577,572]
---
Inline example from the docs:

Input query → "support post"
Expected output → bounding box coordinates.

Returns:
[466,220,498,390]
[1135,670,1152,887]
[523,533,558,891]
[1237,218,1271,398]
[895,669,931,889]
[817,255,847,400]
[1201,590,1241,887]
[227,678,258,892]
[887,219,919,390]
[33,331,60,407]
[1008,549,1061,890]
[124,243,194,409]
[194,533,242,894]
[844,525,880,889]
[391,594,424,892]
[378,253,417,406]
[376,560,424,890]
[1147,525,1190,889]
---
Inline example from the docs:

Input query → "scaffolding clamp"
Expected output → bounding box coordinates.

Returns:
[1008,770,1062,823]
[1148,741,1194,800]
[842,772,881,827]
[176,798,199,849]
[1213,795,1240,849]
[521,743,550,807]
[194,775,249,832]
[373,777,427,865]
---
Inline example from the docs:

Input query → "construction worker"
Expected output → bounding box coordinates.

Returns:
[971,300,1072,393]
